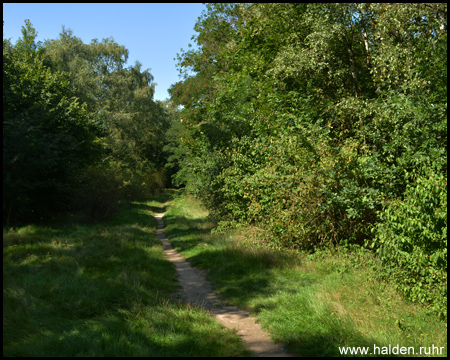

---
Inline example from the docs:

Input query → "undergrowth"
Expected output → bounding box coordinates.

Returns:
[163,191,447,357]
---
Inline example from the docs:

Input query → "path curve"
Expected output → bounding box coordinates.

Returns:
[154,213,295,357]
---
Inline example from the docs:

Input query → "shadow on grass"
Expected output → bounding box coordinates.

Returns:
[161,201,404,357]
[103,202,161,227]
[130,191,177,215]
[131,202,168,215]
[149,191,175,204]
[162,212,287,306]
[3,196,250,357]
[164,224,215,247]
[7,312,246,357]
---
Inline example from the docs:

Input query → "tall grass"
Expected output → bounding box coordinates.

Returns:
[163,191,447,357]
[3,196,251,357]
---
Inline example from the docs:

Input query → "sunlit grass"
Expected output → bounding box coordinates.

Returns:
[163,191,447,357]
[3,197,251,357]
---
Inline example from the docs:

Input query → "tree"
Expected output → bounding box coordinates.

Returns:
[43,27,170,174]
[3,20,101,223]
[168,3,447,316]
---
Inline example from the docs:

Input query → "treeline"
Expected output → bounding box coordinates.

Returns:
[167,4,447,318]
[3,20,178,223]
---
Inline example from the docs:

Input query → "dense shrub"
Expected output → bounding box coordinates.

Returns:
[114,165,166,201]
[371,163,447,319]
[73,164,166,222]
[168,3,447,315]
[3,28,100,223]
[72,166,122,222]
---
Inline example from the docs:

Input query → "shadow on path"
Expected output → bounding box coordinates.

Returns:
[154,213,296,357]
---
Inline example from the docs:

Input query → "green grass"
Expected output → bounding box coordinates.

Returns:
[3,193,252,357]
[162,191,448,357]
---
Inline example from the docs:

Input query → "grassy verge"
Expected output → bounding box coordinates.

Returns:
[163,191,447,357]
[3,192,251,357]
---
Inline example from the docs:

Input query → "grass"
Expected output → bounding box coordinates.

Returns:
[162,191,447,357]
[3,192,252,357]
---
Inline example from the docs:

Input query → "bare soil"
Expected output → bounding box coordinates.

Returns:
[155,213,296,357]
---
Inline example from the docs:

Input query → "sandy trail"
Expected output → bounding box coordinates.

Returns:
[154,213,295,357]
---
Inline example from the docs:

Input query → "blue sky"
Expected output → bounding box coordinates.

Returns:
[3,3,206,101]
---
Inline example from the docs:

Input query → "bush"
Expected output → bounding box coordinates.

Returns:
[371,163,447,319]
[212,129,381,251]
[72,166,122,222]
[118,168,166,201]
[3,32,100,224]
[73,165,167,222]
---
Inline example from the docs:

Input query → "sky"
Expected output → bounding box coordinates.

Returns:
[3,3,206,101]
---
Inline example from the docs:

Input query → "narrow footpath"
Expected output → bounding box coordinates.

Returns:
[154,213,296,357]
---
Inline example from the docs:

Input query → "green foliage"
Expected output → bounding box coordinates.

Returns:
[3,21,101,223]
[42,26,171,180]
[72,165,122,222]
[73,163,166,222]
[43,28,131,114]
[371,163,447,319]
[168,3,447,316]
[4,20,173,224]
[163,193,447,356]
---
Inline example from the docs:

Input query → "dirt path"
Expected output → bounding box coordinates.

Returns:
[154,213,296,357]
